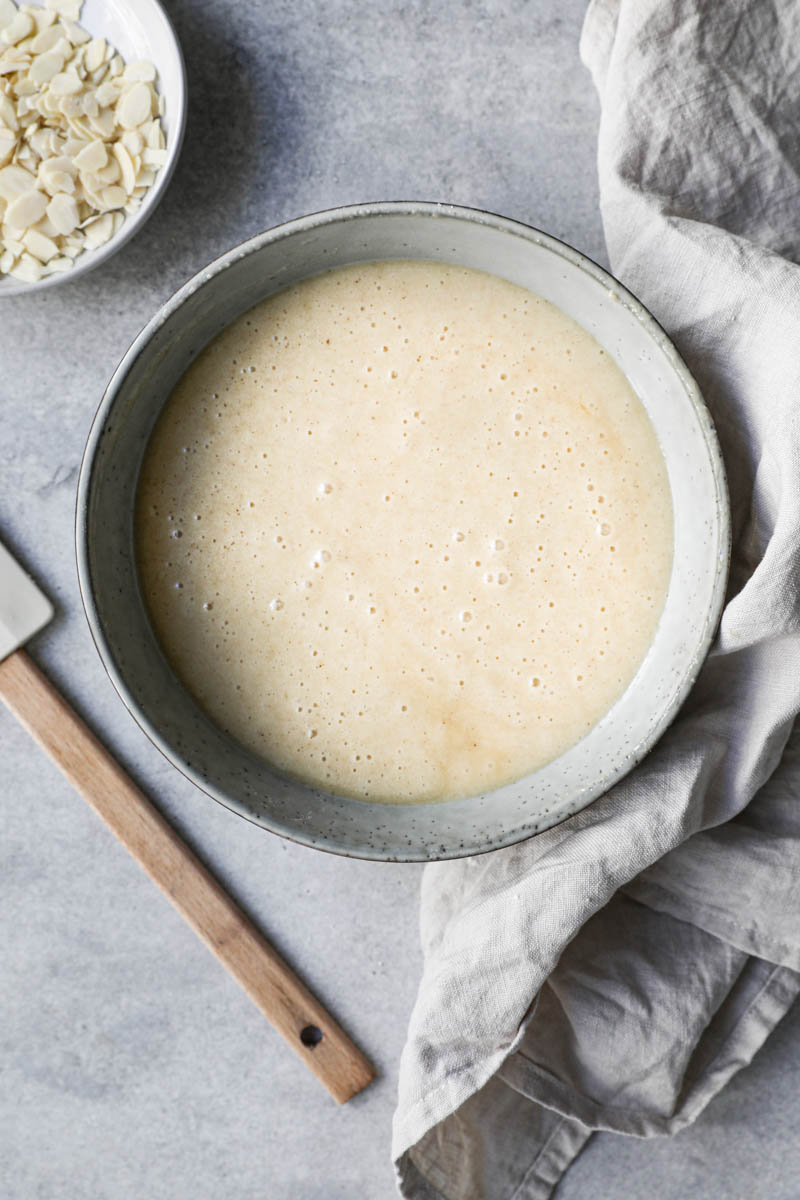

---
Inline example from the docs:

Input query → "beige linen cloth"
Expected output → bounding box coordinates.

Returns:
[393,1,800,1195]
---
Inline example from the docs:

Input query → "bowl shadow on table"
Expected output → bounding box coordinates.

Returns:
[93,5,295,293]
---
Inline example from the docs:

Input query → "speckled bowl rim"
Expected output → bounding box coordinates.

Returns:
[76,201,731,861]
[0,0,187,298]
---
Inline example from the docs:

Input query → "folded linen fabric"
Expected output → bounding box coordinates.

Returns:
[394,1,800,1195]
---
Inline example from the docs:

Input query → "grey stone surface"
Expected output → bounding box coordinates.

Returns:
[1,1,796,1198]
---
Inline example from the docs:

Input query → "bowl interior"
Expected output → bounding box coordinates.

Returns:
[78,204,729,860]
[0,0,186,297]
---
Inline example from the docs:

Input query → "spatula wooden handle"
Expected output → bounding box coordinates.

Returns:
[0,648,375,1104]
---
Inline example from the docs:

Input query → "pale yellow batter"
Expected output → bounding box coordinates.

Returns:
[136,261,673,803]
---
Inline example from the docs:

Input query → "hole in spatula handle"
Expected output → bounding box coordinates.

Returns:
[300,1024,323,1049]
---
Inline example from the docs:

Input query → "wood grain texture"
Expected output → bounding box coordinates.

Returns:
[0,648,375,1104]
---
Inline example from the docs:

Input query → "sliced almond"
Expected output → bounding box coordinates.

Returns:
[0,1,18,33]
[29,25,62,54]
[41,253,72,272]
[120,128,142,155]
[0,160,34,198]
[5,185,46,227]
[1,10,32,45]
[0,125,15,162]
[44,187,76,232]
[44,167,72,193]
[0,89,18,128]
[73,136,105,171]
[30,212,60,237]
[77,177,102,209]
[93,78,118,107]
[58,93,83,118]
[50,67,81,94]
[95,156,119,185]
[46,33,71,59]
[87,106,113,137]
[116,79,150,129]
[144,119,163,149]
[60,134,84,155]
[84,35,104,72]
[122,59,156,84]
[65,112,91,139]
[36,89,60,115]
[30,8,57,32]
[8,248,42,279]
[58,17,89,45]
[99,182,124,208]
[82,209,112,246]
[28,45,64,82]
[0,230,24,254]
[45,0,81,20]
[43,152,76,175]
[112,139,136,191]
[22,224,57,260]
[142,147,167,168]
[80,88,97,116]
[38,155,76,194]
[0,245,17,272]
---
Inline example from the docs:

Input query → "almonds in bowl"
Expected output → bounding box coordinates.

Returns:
[0,0,186,293]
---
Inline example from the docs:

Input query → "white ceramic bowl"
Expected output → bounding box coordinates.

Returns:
[77,203,730,861]
[0,0,186,297]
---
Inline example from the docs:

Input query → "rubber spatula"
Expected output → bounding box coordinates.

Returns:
[0,537,375,1104]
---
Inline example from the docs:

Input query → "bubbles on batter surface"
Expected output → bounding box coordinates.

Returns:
[137,257,673,805]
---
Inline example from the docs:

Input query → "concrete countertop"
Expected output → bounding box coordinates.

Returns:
[3,1,798,1196]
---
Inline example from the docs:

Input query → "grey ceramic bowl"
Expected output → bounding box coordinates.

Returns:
[76,202,729,861]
